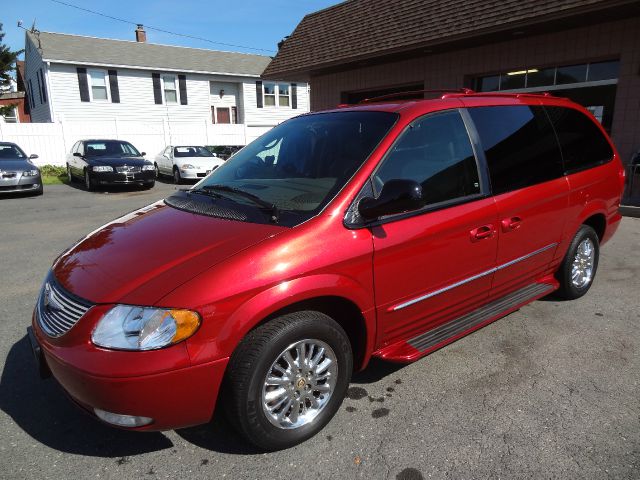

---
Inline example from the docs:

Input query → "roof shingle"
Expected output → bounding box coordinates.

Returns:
[263,0,638,79]
[28,31,271,76]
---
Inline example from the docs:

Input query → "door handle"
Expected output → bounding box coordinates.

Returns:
[470,224,495,242]
[501,216,523,232]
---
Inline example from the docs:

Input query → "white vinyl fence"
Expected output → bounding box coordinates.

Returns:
[0,120,272,166]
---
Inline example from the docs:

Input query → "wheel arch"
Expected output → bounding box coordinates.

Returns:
[581,213,606,242]
[218,275,376,372]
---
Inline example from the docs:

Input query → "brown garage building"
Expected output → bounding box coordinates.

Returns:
[264,0,640,175]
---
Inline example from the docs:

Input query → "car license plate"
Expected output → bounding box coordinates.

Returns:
[27,326,51,379]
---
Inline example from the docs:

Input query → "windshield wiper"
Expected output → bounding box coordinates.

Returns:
[192,184,280,223]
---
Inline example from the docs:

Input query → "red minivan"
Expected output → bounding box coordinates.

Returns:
[29,91,624,450]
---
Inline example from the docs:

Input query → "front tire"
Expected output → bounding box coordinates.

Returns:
[224,311,352,451]
[66,164,73,183]
[84,169,94,191]
[556,224,600,299]
[173,167,182,185]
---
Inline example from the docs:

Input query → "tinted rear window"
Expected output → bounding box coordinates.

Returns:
[544,106,613,174]
[468,105,564,195]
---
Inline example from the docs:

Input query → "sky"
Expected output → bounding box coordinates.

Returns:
[1,0,341,58]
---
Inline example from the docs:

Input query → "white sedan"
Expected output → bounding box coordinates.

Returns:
[155,146,225,184]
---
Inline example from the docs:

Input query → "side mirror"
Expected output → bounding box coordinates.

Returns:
[140,152,146,156]
[29,154,39,159]
[73,152,82,157]
[358,179,423,220]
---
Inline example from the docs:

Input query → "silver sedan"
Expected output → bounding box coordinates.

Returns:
[0,142,43,195]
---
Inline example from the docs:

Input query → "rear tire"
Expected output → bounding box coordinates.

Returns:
[224,311,352,451]
[66,164,73,183]
[556,224,599,300]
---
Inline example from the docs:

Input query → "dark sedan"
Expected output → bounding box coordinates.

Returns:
[66,139,155,191]
[0,142,43,196]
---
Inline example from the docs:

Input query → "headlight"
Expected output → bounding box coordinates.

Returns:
[92,305,201,351]
[181,164,196,169]
[92,166,113,172]
[23,169,39,177]
[142,165,155,171]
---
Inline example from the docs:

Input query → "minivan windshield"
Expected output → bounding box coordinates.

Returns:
[189,111,397,220]
[85,141,141,157]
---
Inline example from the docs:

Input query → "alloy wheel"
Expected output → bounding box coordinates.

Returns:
[261,339,337,430]
[571,238,595,288]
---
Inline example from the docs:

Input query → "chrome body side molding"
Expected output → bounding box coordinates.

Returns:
[392,243,557,311]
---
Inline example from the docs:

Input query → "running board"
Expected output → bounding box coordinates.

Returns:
[373,282,556,363]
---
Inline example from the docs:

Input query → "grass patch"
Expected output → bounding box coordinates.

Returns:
[42,175,67,185]
[39,165,67,185]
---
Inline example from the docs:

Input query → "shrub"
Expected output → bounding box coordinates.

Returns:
[39,165,66,177]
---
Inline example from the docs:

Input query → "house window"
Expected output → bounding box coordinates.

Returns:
[89,69,109,101]
[163,75,178,104]
[278,84,290,107]
[263,82,276,106]
[1,107,18,123]
[27,80,35,108]
[262,82,291,108]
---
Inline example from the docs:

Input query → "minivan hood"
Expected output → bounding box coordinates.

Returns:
[52,201,286,305]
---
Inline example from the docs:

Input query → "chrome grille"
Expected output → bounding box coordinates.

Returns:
[36,275,93,337]
[116,166,141,173]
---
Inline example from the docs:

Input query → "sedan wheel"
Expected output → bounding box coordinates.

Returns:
[173,168,182,184]
[84,170,93,191]
[67,165,73,183]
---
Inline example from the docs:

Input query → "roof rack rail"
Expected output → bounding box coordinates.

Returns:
[464,92,556,99]
[359,88,475,104]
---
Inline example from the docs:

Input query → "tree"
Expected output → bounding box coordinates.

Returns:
[0,23,23,117]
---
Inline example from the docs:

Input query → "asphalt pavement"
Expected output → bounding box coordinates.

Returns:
[0,183,639,479]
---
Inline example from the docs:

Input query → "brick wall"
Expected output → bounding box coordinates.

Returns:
[310,17,640,164]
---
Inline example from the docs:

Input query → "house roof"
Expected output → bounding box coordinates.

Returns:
[27,31,272,77]
[263,0,640,79]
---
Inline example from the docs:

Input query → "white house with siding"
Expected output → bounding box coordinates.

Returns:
[22,27,309,150]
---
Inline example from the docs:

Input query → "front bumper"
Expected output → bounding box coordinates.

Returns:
[31,309,228,431]
[179,167,217,180]
[0,174,41,194]
[92,170,155,185]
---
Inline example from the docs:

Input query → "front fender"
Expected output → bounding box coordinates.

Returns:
[186,274,376,368]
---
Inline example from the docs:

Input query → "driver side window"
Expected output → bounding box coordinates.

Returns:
[374,110,481,207]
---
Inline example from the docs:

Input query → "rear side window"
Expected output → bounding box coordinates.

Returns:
[468,105,563,195]
[544,106,613,174]
[374,110,481,207]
